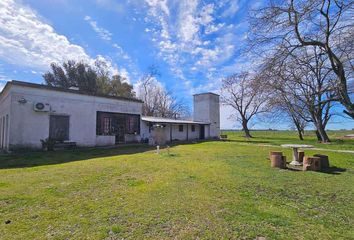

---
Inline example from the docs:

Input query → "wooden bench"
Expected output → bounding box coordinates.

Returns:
[220,134,228,141]
[54,141,77,150]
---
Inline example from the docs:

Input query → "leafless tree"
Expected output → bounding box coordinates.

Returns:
[136,66,190,118]
[263,46,335,142]
[221,72,270,138]
[269,93,308,140]
[249,0,354,119]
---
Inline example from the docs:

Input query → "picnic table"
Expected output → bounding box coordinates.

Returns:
[281,144,314,166]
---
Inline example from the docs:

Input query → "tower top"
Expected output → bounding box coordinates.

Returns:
[193,92,219,97]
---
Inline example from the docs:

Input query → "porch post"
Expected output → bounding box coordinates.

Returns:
[170,123,172,142]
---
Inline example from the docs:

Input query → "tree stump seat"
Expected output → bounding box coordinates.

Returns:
[269,151,286,169]
[303,156,321,171]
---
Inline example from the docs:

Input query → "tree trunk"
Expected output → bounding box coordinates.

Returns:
[315,122,330,143]
[292,118,304,140]
[242,120,252,138]
[315,130,322,141]
[297,128,304,141]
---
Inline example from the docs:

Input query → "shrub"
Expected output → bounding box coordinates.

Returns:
[40,138,56,151]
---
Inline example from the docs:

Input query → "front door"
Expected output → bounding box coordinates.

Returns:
[113,115,125,144]
[199,125,205,139]
[115,125,125,143]
[49,115,69,141]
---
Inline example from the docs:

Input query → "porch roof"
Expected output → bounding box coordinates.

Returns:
[141,116,209,125]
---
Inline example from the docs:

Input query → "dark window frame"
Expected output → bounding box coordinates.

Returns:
[96,111,140,136]
[178,125,183,132]
[191,125,195,132]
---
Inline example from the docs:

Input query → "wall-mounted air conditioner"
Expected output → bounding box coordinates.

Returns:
[33,102,50,112]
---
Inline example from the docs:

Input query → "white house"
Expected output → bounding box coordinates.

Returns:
[0,80,220,151]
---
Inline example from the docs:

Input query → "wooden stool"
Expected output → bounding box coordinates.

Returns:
[313,154,329,168]
[269,151,283,160]
[303,156,321,171]
[298,151,305,163]
[270,155,286,169]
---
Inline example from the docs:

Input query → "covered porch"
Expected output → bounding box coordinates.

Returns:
[141,116,210,145]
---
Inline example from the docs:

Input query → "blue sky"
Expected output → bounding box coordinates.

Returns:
[0,0,353,130]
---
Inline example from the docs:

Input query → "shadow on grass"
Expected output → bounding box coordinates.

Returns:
[285,165,346,175]
[0,144,155,169]
[225,139,271,144]
[320,166,347,175]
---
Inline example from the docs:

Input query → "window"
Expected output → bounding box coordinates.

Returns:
[179,125,183,132]
[103,117,112,135]
[126,115,139,134]
[96,112,140,135]
[191,125,195,132]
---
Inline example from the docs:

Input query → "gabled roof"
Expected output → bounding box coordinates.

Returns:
[1,80,143,103]
[141,116,209,125]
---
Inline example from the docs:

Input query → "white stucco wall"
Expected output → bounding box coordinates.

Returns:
[141,121,203,144]
[193,93,220,138]
[0,89,11,150]
[6,84,142,149]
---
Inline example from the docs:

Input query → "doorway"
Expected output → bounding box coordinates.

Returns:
[49,115,69,141]
[199,125,205,139]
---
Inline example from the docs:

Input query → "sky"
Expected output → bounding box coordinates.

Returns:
[0,0,353,130]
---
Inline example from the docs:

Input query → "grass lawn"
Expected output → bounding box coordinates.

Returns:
[0,131,353,239]
[223,130,354,151]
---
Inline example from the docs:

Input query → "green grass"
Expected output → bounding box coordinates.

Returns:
[0,131,353,239]
[222,130,354,151]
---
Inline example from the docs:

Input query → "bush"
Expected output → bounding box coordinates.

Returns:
[40,138,56,151]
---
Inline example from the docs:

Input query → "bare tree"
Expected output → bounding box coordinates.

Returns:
[263,46,335,142]
[269,93,308,140]
[221,72,270,138]
[249,0,354,119]
[136,66,189,118]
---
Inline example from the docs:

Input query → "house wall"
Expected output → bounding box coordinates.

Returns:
[140,121,150,140]
[188,124,200,140]
[141,122,202,145]
[0,88,12,150]
[193,93,220,138]
[7,85,142,149]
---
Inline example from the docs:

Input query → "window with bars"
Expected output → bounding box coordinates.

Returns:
[96,112,140,135]
[103,117,112,135]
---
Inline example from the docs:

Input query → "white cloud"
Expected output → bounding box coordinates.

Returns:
[222,1,240,17]
[199,3,214,26]
[145,0,170,16]
[84,15,112,41]
[95,0,124,13]
[0,1,135,83]
[119,68,130,83]
[0,0,91,70]
[205,23,225,34]
[142,0,239,92]
[177,0,200,44]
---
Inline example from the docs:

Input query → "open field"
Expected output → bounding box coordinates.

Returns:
[0,131,354,239]
[223,130,354,151]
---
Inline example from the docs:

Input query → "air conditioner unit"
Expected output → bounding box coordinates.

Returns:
[33,102,50,112]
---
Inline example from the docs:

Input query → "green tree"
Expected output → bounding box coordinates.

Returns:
[43,61,98,93]
[43,60,135,98]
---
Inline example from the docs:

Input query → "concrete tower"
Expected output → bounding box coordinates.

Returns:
[193,93,220,138]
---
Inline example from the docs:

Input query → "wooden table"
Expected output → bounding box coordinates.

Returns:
[281,144,314,166]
